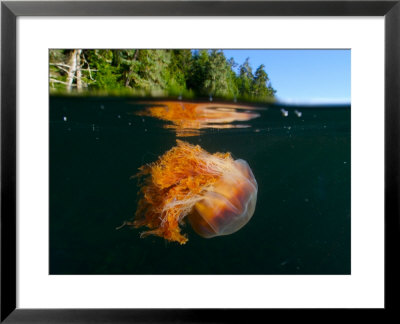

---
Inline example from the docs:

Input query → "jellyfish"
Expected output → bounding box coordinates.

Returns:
[132,140,258,244]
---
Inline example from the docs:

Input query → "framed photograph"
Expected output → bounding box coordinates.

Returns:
[1,0,398,322]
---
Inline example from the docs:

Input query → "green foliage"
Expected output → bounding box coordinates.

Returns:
[238,58,254,97]
[49,49,276,102]
[253,64,276,98]
[83,50,121,89]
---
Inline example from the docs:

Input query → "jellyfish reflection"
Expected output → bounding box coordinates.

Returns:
[136,101,261,137]
[132,140,258,244]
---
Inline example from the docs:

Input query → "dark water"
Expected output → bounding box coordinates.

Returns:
[50,96,350,274]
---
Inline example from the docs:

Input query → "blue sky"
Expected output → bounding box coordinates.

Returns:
[223,49,351,104]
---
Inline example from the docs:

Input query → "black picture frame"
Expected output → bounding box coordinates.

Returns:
[1,0,399,322]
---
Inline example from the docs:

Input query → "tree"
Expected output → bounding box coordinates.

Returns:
[49,49,95,92]
[168,50,192,85]
[49,49,276,101]
[187,50,209,95]
[252,64,271,98]
[238,58,254,97]
[130,50,171,91]
[85,50,121,89]
[203,50,231,97]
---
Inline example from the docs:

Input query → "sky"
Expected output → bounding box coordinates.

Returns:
[223,49,350,104]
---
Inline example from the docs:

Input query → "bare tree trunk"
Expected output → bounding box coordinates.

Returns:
[66,50,78,92]
[76,49,82,92]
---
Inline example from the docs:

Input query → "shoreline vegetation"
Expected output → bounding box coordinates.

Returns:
[49,49,276,103]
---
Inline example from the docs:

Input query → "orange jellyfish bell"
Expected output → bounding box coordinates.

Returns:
[188,159,257,239]
[133,140,258,244]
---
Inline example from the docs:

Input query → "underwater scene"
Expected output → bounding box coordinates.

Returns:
[49,49,350,274]
[49,97,350,274]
